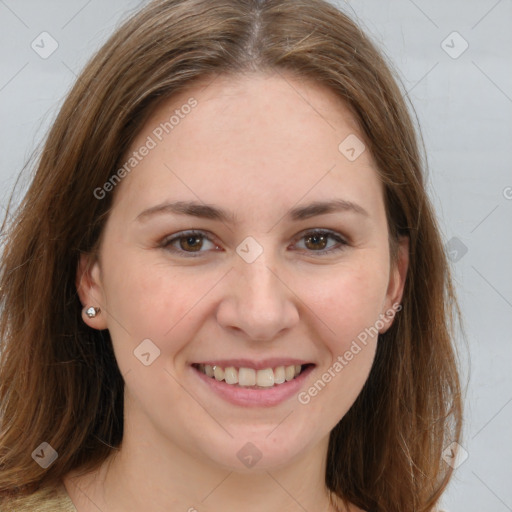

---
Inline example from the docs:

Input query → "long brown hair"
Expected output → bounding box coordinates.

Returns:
[0,1,462,510]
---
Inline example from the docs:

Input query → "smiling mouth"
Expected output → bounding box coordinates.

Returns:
[192,363,313,388]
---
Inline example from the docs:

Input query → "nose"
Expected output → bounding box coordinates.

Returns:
[216,248,300,341]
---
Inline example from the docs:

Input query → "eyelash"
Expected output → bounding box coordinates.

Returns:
[159,229,348,258]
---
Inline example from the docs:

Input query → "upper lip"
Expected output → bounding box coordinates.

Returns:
[192,359,313,370]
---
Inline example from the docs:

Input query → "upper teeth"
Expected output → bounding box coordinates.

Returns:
[198,364,302,387]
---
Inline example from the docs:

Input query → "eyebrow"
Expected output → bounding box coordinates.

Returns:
[135,198,368,224]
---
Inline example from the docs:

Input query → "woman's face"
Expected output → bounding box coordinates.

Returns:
[79,72,407,471]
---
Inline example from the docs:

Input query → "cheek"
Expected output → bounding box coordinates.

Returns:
[100,246,226,353]
[294,260,388,416]
[98,250,215,415]
[303,257,390,347]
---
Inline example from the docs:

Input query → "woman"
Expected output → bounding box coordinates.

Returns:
[0,0,462,510]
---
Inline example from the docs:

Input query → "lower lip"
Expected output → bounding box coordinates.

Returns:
[191,365,315,407]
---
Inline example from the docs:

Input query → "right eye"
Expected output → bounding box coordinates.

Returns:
[160,230,221,257]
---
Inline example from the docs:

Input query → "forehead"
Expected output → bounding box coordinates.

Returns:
[110,72,383,224]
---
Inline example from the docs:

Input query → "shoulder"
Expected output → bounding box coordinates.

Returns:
[0,483,76,512]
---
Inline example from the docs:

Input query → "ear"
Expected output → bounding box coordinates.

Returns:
[379,236,409,333]
[76,253,108,330]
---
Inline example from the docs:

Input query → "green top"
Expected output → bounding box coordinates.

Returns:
[0,483,76,512]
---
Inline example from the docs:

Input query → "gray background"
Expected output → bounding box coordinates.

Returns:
[0,1,511,510]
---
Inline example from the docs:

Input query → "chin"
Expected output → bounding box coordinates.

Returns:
[184,419,325,473]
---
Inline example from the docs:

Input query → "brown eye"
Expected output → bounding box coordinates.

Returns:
[304,233,329,251]
[295,230,347,255]
[179,234,204,252]
[161,230,218,257]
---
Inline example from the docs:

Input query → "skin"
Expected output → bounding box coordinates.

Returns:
[65,72,408,512]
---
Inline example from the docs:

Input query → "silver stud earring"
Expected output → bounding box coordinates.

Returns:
[85,306,101,318]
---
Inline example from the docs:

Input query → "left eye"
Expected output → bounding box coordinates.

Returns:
[160,229,347,257]
[294,230,347,254]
